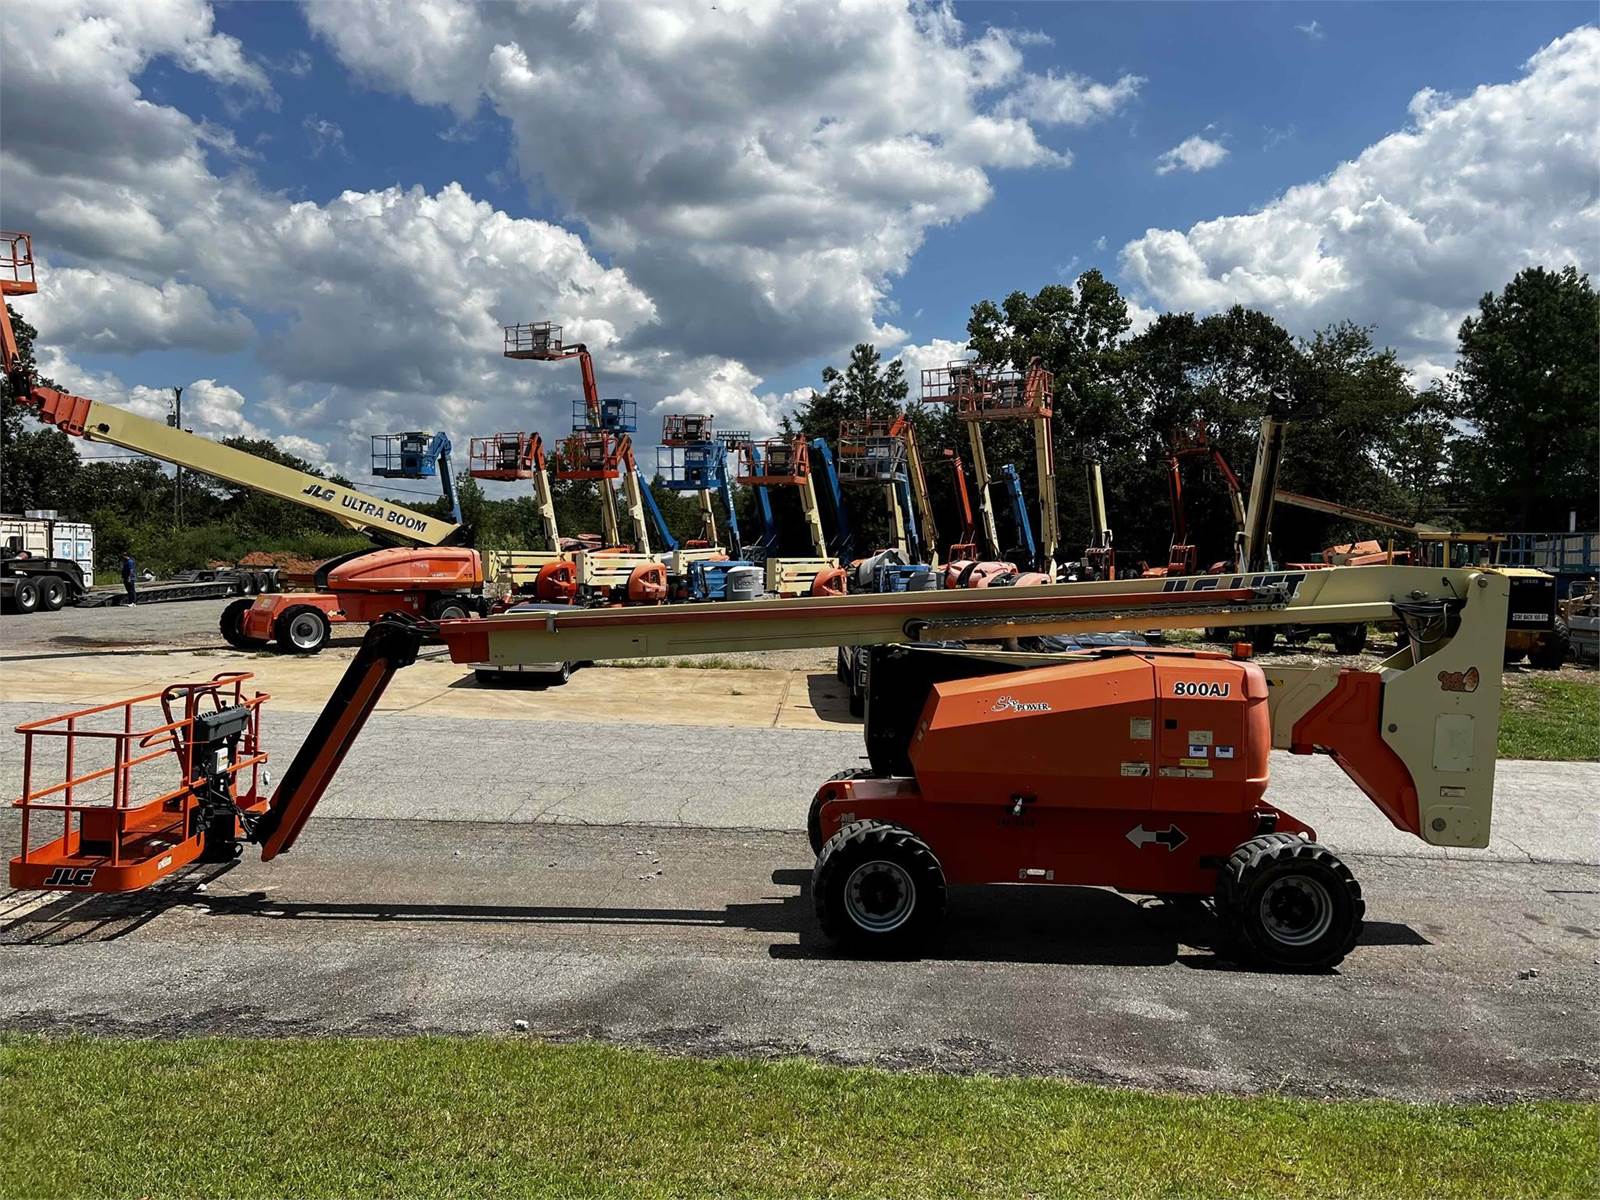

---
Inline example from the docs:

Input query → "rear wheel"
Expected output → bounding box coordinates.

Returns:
[429,597,471,621]
[274,605,331,655]
[1250,625,1276,655]
[1214,834,1363,970]
[813,821,946,952]
[39,577,67,611]
[1528,618,1571,670]
[220,598,267,649]
[1331,623,1367,655]
[11,579,40,614]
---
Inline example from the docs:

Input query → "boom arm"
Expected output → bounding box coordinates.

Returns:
[17,388,462,546]
[261,564,1508,860]
[1000,464,1037,568]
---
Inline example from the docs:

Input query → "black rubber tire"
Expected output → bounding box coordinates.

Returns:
[1331,623,1367,655]
[1203,627,1230,643]
[429,597,471,621]
[813,821,946,952]
[273,605,331,655]
[549,661,573,685]
[219,598,267,648]
[807,769,876,855]
[231,574,249,596]
[39,577,67,611]
[11,579,40,614]
[848,690,864,719]
[1250,625,1276,654]
[243,573,261,596]
[835,645,850,683]
[1527,618,1571,670]
[1214,834,1364,970]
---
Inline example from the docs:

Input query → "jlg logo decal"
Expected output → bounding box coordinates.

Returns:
[1172,681,1230,698]
[42,866,96,888]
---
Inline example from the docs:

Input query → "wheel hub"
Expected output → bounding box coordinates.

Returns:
[1259,875,1333,946]
[288,613,323,649]
[843,859,914,933]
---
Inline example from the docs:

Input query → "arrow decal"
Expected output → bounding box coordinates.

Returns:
[1125,823,1188,852]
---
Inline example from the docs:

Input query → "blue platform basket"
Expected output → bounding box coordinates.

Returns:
[371,432,437,479]
[572,398,637,433]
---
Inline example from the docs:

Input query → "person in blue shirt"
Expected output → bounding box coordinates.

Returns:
[121,552,137,606]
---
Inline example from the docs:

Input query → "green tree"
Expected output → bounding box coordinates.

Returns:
[1450,266,1598,529]
[1,303,79,514]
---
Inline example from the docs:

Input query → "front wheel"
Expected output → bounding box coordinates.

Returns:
[1331,622,1367,655]
[1215,834,1364,970]
[220,598,267,648]
[274,605,331,655]
[813,821,946,952]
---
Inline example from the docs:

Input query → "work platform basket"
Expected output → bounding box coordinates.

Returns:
[837,418,908,483]
[661,413,716,446]
[1,231,36,295]
[469,433,541,480]
[736,437,810,486]
[920,360,1052,419]
[657,443,723,491]
[9,674,270,893]
[371,432,437,478]
[555,431,623,480]
[504,321,565,359]
[572,398,637,434]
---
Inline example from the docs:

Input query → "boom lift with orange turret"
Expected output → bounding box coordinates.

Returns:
[10,560,1512,971]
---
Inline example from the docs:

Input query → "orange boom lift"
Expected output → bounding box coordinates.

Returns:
[12,560,1509,972]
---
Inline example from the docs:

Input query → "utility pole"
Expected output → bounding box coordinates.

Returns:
[168,386,183,528]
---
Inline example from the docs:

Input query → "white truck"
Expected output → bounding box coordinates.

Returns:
[0,512,93,614]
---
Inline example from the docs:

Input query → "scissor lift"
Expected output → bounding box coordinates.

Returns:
[922,359,1057,575]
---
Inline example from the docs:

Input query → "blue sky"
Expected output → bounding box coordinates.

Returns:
[3,1,1594,487]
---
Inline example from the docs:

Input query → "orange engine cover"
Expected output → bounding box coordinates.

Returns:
[322,547,483,592]
[909,653,1270,815]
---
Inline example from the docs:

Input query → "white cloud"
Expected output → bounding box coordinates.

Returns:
[0,0,663,482]
[302,115,346,158]
[304,0,1114,369]
[1120,26,1600,374]
[30,260,252,354]
[1155,134,1230,175]
[1297,20,1325,41]
[3,0,1113,487]
[892,337,971,396]
[996,70,1144,126]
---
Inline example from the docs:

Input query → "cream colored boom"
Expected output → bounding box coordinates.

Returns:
[35,394,458,545]
[441,565,1508,849]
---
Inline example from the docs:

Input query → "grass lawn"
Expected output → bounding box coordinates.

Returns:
[1499,674,1599,760]
[2,1037,1593,1199]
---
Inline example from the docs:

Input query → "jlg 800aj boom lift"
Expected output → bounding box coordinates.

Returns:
[13,560,1508,971]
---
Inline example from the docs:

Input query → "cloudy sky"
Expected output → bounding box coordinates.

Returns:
[3,0,1595,496]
